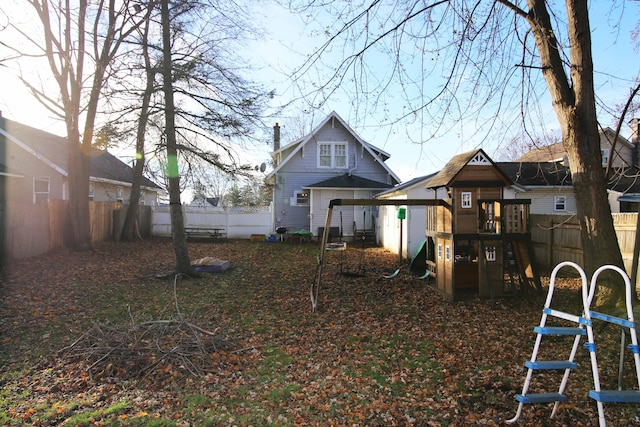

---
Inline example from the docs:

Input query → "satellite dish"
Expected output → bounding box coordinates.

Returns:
[260,162,266,173]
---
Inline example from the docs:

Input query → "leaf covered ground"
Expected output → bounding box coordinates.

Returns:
[1,238,639,426]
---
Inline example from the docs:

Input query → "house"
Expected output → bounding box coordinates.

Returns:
[513,119,640,213]
[517,123,639,169]
[265,111,401,240]
[0,116,162,206]
[375,172,437,260]
[190,196,220,207]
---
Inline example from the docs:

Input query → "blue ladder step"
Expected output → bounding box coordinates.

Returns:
[589,390,640,403]
[534,326,586,335]
[525,360,577,370]
[516,393,568,404]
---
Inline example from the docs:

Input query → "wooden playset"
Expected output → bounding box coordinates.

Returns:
[311,149,542,311]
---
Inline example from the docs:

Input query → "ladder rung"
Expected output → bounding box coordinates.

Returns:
[525,360,577,370]
[534,326,586,335]
[516,393,567,404]
[589,390,640,403]
[589,311,636,329]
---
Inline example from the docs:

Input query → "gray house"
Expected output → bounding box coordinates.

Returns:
[265,111,401,239]
[0,116,162,206]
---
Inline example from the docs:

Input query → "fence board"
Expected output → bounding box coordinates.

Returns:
[531,213,640,284]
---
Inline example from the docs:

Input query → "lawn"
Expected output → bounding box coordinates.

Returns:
[0,238,638,426]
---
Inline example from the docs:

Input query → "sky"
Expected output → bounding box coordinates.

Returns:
[0,1,639,185]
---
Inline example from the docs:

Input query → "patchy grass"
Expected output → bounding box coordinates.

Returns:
[1,238,639,426]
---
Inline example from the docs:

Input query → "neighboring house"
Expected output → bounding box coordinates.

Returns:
[517,123,639,169]
[498,161,577,214]
[190,196,220,207]
[0,116,162,206]
[375,172,438,260]
[265,111,401,239]
[512,119,640,213]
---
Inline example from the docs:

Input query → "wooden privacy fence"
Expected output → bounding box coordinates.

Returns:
[3,201,151,260]
[530,213,640,278]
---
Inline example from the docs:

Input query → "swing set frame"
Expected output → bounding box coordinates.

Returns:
[311,198,448,312]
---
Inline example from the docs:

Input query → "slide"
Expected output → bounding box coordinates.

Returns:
[409,239,427,275]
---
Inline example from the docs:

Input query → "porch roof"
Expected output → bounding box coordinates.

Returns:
[304,173,393,190]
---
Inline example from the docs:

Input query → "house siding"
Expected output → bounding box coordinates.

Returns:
[512,188,576,214]
[5,138,66,204]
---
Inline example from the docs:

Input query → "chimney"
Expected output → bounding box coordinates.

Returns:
[631,118,639,169]
[273,122,280,152]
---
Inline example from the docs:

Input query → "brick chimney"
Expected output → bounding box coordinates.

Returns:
[631,118,639,169]
[273,122,280,152]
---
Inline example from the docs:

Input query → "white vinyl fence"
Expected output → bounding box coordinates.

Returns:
[152,204,273,239]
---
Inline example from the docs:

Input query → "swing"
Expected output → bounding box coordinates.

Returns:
[338,211,366,278]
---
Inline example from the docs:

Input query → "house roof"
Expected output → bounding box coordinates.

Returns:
[0,117,161,190]
[266,111,400,183]
[516,128,634,163]
[516,142,566,163]
[304,173,393,190]
[89,148,161,189]
[496,162,573,186]
[427,149,512,188]
[375,172,437,198]
[606,170,640,194]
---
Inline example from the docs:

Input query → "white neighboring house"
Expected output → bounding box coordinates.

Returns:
[375,173,438,260]
[265,111,401,239]
[515,120,640,213]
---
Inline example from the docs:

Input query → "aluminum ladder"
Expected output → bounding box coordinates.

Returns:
[584,265,640,427]
[507,261,589,424]
[508,262,640,425]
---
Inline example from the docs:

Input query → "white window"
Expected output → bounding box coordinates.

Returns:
[293,190,309,206]
[601,149,609,167]
[318,142,348,169]
[33,176,50,204]
[485,246,496,262]
[319,144,332,167]
[139,190,146,205]
[89,182,94,201]
[461,192,472,208]
[445,245,451,261]
[116,186,124,202]
[437,243,443,259]
[554,195,566,211]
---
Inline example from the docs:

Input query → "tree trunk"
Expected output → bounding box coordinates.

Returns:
[161,0,194,276]
[121,13,155,242]
[66,132,92,251]
[525,0,626,309]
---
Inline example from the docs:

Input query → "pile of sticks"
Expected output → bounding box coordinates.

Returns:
[59,316,236,381]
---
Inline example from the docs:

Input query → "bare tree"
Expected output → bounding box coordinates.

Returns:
[288,0,639,308]
[7,0,150,250]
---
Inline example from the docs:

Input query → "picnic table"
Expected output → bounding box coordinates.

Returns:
[184,226,227,240]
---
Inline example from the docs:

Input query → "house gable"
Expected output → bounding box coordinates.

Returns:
[516,127,636,168]
[266,111,400,184]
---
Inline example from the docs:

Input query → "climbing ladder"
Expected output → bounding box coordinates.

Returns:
[507,261,588,423]
[507,261,640,426]
[585,265,640,426]
[509,238,543,294]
